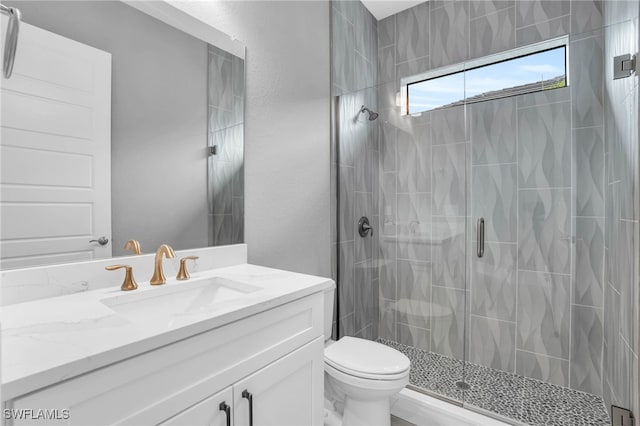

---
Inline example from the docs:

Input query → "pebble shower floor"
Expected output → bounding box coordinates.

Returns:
[379,339,610,426]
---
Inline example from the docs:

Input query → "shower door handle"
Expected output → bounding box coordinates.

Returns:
[477,218,485,258]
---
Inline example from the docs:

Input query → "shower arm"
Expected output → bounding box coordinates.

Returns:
[1,3,20,79]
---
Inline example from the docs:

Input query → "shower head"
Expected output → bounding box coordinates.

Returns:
[360,105,379,121]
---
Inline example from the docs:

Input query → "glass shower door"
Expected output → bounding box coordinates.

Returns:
[462,19,638,425]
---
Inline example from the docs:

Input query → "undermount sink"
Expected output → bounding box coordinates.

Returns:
[101,277,261,323]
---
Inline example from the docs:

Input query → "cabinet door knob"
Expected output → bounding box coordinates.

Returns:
[219,401,231,426]
[242,390,253,426]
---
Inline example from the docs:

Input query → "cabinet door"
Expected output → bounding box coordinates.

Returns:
[160,387,233,426]
[233,337,324,426]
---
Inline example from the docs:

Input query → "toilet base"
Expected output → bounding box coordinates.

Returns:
[342,396,391,426]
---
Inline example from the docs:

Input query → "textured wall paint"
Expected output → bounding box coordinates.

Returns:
[172,1,332,277]
[9,1,209,256]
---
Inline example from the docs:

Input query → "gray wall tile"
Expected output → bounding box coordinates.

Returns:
[380,298,397,341]
[339,240,355,319]
[571,34,604,129]
[379,239,397,300]
[398,193,431,234]
[517,101,571,189]
[432,143,468,216]
[516,0,570,28]
[472,164,517,243]
[575,218,604,307]
[432,217,467,289]
[516,14,570,47]
[397,56,430,80]
[398,322,431,351]
[570,305,603,395]
[431,286,466,359]
[339,165,355,242]
[397,125,431,193]
[378,15,395,48]
[470,95,517,166]
[432,105,468,145]
[396,2,429,64]
[332,9,355,94]
[518,189,571,274]
[355,192,374,262]
[470,315,516,372]
[397,259,431,329]
[469,0,514,20]
[517,270,570,359]
[571,0,603,35]
[378,45,395,84]
[469,7,516,59]
[430,1,469,68]
[471,242,517,321]
[515,350,569,387]
[575,127,605,217]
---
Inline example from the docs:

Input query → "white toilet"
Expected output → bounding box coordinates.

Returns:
[323,288,410,426]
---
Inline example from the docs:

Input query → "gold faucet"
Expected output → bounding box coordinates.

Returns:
[124,239,142,255]
[105,264,138,291]
[150,244,176,285]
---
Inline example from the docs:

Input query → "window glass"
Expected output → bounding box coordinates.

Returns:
[407,45,566,114]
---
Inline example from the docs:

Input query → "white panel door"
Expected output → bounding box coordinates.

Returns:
[0,18,111,268]
[233,338,324,426]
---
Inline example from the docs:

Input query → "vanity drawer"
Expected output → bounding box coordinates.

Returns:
[9,293,323,426]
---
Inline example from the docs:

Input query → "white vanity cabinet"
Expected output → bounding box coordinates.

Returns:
[162,339,323,426]
[231,338,323,426]
[160,387,233,426]
[5,293,325,426]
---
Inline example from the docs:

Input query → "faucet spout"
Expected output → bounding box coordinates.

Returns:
[150,244,176,285]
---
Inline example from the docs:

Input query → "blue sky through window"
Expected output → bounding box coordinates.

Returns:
[407,46,566,114]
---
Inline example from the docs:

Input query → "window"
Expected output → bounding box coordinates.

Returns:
[403,36,568,115]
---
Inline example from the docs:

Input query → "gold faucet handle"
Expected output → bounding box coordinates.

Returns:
[124,239,142,255]
[176,256,199,280]
[105,264,138,291]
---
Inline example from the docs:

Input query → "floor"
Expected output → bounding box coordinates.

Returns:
[379,339,611,426]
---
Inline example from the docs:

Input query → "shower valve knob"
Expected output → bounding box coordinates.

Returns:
[358,217,373,237]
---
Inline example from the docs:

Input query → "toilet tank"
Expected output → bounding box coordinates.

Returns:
[323,283,336,341]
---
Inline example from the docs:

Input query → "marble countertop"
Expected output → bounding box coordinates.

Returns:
[1,264,334,401]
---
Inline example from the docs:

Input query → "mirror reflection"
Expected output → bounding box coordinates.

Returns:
[0,0,245,269]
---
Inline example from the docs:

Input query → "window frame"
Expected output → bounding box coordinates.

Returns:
[400,35,570,115]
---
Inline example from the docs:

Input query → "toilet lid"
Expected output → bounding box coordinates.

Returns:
[324,337,410,377]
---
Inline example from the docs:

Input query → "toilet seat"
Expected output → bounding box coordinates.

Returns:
[324,337,410,381]
[325,361,409,392]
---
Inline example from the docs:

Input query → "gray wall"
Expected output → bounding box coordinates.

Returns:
[171,1,332,278]
[10,1,210,255]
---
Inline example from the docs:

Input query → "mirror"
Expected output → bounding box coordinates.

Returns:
[0,0,245,269]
